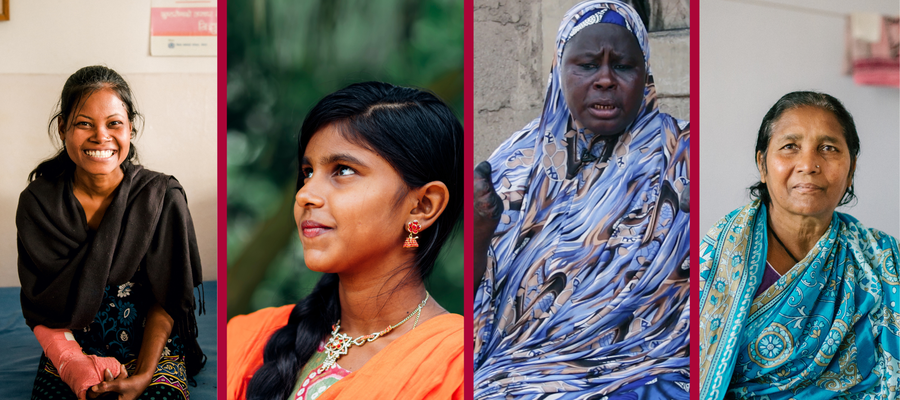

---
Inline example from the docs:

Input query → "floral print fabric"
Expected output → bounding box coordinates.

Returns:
[699,201,900,399]
[32,267,190,400]
[291,342,351,400]
[472,1,691,398]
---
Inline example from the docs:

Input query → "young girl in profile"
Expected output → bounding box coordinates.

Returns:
[227,81,464,400]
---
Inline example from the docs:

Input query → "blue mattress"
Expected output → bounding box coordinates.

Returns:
[0,281,217,399]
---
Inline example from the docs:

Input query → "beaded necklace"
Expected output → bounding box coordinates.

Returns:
[319,292,429,373]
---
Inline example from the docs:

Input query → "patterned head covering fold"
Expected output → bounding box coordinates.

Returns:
[698,201,900,399]
[473,1,690,399]
[537,0,657,183]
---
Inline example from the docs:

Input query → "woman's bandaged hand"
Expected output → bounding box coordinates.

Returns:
[33,325,123,400]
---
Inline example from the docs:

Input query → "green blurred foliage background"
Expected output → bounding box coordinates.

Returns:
[227,0,464,319]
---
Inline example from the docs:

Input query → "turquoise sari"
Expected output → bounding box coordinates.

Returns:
[699,201,900,399]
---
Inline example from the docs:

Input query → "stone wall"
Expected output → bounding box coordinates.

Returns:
[474,0,690,165]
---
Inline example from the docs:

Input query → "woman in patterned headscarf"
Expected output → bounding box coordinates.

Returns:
[473,1,690,398]
[698,91,900,399]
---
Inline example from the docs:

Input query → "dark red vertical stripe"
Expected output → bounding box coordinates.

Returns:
[463,0,474,398]
[217,0,227,397]
[689,0,700,399]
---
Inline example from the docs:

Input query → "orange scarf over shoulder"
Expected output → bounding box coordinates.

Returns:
[227,306,463,400]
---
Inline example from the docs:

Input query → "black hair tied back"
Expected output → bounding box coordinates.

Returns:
[245,81,463,400]
[29,65,143,183]
[245,273,340,400]
[749,91,860,207]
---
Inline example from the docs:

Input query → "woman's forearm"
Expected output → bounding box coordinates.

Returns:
[86,304,174,400]
[33,325,123,399]
[133,304,174,380]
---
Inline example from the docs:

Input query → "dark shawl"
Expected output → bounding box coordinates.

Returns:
[17,163,205,376]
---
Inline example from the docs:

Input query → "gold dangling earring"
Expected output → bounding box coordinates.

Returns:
[403,220,421,248]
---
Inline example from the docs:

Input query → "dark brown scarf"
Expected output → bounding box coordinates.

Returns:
[17,163,205,376]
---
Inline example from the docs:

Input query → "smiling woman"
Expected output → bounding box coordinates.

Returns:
[17,65,205,400]
[61,89,130,173]
[59,88,134,228]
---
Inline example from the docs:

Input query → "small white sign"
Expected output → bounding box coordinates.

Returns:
[150,0,217,57]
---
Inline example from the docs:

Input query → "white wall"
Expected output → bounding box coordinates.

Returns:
[0,2,217,286]
[699,0,900,238]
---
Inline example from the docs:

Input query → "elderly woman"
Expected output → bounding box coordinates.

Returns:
[698,91,900,399]
[473,1,690,398]
[18,66,204,400]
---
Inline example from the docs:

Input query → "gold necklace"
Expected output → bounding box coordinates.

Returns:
[319,292,429,373]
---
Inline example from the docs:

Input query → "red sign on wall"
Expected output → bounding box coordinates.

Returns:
[150,0,217,56]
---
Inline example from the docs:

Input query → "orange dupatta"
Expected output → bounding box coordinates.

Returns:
[227,305,294,400]
[227,306,463,400]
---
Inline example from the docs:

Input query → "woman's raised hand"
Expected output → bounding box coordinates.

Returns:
[474,161,502,295]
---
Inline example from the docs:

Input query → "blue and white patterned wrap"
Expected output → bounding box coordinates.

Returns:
[699,201,900,399]
[473,1,690,398]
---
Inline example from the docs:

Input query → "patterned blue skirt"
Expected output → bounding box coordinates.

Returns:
[31,268,190,400]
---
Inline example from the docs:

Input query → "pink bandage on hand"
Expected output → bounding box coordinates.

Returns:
[33,325,123,400]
